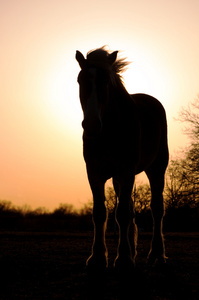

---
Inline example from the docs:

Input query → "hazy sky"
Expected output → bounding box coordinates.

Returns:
[1,0,199,210]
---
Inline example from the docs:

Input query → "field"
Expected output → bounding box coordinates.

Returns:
[0,232,198,299]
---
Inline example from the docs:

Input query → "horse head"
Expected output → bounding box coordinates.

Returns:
[76,49,118,139]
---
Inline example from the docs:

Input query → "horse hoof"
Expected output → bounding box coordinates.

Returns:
[114,256,135,275]
[147,253,167,267]
[86,254,108,275]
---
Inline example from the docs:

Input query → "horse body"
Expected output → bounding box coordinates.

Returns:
[76,47,169,272]
[84,93,167,176]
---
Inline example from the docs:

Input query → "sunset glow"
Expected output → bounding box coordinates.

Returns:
[1,0,199,210]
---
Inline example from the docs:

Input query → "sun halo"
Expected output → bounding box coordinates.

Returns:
[43,56,83,138]
[42,49,166,141]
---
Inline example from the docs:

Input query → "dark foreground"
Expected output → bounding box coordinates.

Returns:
[0,232,198,300]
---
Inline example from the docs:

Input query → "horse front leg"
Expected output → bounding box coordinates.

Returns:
[114,176,137,272]
[86,179,108,272]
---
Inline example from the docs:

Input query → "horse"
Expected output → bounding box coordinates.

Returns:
[76,47,169,272]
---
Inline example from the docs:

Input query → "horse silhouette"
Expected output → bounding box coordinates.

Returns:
[76,47,169,272]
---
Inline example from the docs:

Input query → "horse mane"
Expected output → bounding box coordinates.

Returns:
[86,46,129,87]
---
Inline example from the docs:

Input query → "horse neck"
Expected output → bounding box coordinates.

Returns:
[108,79,130,109]
[102,81,130,131]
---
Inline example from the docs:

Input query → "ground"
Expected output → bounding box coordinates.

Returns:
[0,232,198,299]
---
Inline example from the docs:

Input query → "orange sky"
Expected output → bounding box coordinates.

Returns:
[1,0,199,210]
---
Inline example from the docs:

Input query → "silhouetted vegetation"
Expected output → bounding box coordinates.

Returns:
[0,201,93,232]
[0,178,198,232]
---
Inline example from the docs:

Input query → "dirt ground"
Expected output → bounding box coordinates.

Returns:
[0,232,198,300]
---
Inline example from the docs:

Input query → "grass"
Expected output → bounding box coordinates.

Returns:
[0,232,198,299]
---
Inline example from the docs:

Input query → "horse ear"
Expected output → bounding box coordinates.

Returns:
[76,51,86,69]
[108,51,118,65]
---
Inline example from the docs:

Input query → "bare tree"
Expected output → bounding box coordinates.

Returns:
[132,184,151,213]
[175,97,199,207]
[178,97,199,142]
[105,186,117,214]
[164,159,197,209]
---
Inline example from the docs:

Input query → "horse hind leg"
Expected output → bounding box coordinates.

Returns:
[128,198,138,261]
[146,170,167,265]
